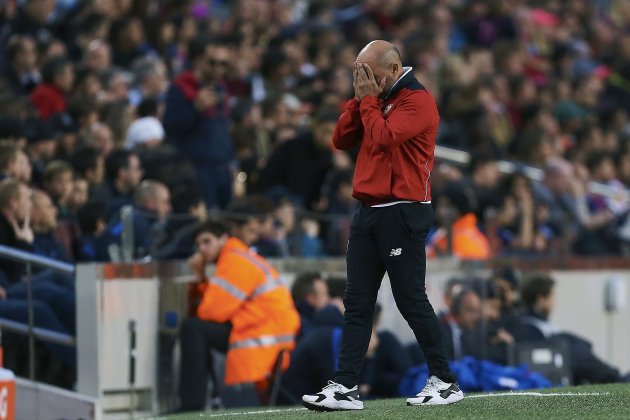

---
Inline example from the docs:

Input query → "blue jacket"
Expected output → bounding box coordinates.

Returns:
[163,71,234,166]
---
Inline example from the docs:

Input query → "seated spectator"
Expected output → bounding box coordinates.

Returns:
[69,146,105,199]
[428,182,492,260]
[3,35,41,96]
[178,221,300,411]
[516,273,622,384]
[30,190,71,263]
[97,180,170,261]
[312,276,345,328]
[491,266,522,335]
[69,177,89,215]
[259,110,341,210]
[74,200,107,262]
[30,56,74,120]
[0,141,32,183]
[100,149,143,219]
[153,186,207,260]
[0,179,75,336]
[125,98,165,150]
[471,279,514,365]
[24,118,57,185]
[42,160,74,220]
[290,272,330,336]
[438,287,483,361]
[496,172,557,255]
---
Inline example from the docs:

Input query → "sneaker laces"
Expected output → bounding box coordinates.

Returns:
[419,376,440,394]
[323,380,343,391]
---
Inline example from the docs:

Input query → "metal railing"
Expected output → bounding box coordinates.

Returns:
[0,244,75,380]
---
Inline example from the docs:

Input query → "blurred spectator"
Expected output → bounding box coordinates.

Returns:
[74,200,107,262]
[30,189,70,263]
[6,0,59,46]
[312,276,346,329]
[466,152,502,224]
[496,172,556,255]
[125,98,165,150]
[0,179,34,281]
[291,271,330,336]
[0,141,32,182]
[30,56,74,120]
[129,56,168,106]
[84,122,115,157]
[163,37,235,209]
[69,146,105,197]
[69,178,89,215]
[428,182,492,259]
[97,180,170,261]
[153,186,207,260]
[24,118,57,184]
[517,273,622,384]
[82,39,112,73]
[42,160,73,219]
[259,110,342,210]
[100,149,143,218]
[4,35,41,95]
[438,287,483,361]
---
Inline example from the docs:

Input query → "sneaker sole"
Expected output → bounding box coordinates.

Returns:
[407,393,464,406]
[303,400,364,411]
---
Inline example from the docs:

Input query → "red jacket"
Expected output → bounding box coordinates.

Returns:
[332,68,439,205]
[30,83,66,120]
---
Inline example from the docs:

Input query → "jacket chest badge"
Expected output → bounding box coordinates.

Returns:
[383,103,393,116]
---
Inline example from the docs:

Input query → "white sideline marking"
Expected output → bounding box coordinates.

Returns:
[468,391,608,398]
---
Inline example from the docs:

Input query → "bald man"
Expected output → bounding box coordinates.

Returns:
[302,41,463,411]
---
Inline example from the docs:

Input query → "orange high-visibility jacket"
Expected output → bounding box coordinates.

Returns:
[196,237,301,385]
[428,213,492,260]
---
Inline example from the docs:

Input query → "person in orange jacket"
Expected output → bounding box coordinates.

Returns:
[428,182,492,260]
[178,220,300,412]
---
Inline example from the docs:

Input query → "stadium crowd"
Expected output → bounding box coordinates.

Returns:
[0,0,629,265]
[0,0,630,403]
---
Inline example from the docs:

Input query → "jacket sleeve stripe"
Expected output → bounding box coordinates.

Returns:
[211,276,247,301]
[250,278,284,298]
[229,334,295,350]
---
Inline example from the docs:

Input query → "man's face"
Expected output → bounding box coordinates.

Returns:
[56,64,75,92]
[32,192,57,232]
[538,289,555,318]
[195,232,225,262]
[15,184,33,222]
[234,218,259,245]
[121,155,143,189]
[457,292,481,331]
[47,170,73,201]
[310,279,331,309]
[15,37,38,70]
[200,45,231,83]
[155,185,172,222]
[70,179,89,210]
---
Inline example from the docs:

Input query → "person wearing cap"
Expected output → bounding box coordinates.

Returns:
[125,98,165,150]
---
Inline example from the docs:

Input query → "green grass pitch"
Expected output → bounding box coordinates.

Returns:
[154,383,630,419]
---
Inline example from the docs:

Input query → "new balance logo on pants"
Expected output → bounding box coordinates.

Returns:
[390,248,402,256]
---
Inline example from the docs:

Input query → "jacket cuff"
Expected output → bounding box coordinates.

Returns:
[359,96,379,109]
[346,98,361,111]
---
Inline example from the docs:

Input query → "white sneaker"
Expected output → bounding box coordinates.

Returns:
[406,375,464,406]
[302,380,364,411]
